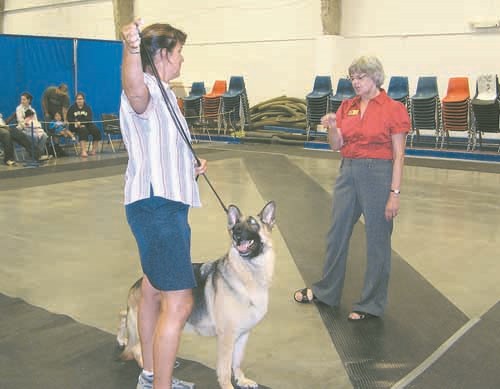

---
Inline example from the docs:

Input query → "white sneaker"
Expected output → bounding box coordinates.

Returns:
[136,372,153,389]
[172,377,196,389]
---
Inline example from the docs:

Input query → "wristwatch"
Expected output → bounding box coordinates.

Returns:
[390,189,401,195]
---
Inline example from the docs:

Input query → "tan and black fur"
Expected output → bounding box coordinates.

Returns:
[117,201,276,389]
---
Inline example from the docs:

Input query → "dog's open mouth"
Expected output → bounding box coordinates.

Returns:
[234,239,255,256]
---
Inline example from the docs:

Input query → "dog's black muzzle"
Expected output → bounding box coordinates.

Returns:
[231,220,262,258]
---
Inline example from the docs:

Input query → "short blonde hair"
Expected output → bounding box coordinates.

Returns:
[348,56,385,88]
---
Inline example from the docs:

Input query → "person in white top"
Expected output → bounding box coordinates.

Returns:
[22,109,50,160]
[16,92,39,130]
[121,18,207,389]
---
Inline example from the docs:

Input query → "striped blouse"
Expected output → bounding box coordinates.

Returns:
[119,73,201,207]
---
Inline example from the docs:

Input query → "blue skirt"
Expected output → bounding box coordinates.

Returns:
[125,196,196,291]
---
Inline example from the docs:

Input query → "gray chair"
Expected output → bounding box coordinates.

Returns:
[101,113,123,152]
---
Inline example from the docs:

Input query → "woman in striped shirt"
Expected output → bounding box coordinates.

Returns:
[121,18,207,389]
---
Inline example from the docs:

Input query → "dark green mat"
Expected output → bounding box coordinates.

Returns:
[0,293,271,389]
[409,302,500,389]
[244,153,470,388]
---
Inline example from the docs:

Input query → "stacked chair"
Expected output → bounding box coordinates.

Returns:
[471,74,500,151]
[182,82,206,129]
[409,76,443,148]
[222,76,251,133]
[202,80,227,134]
[387,76,410,111]
[306,76,332,134]
[329,78,355,113]
[441,77,473,150]
[387,76,411,148]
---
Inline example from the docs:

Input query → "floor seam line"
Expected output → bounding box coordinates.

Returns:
[391,316,480,388]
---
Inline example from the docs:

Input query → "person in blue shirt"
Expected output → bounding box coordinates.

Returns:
[49,112,76,141]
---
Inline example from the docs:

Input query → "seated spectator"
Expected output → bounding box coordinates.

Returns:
[42,83,70,130]
[3,112,48,162]
[49,112,76,141]
[67,92,102,158]
[0,115,16,166]
[16,92,39,129]
[22,109,50,160]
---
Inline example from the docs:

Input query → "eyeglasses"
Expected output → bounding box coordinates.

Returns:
[349,74,368,82]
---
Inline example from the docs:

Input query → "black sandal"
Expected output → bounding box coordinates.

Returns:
[293,288,316,304]
[347,311,377,321]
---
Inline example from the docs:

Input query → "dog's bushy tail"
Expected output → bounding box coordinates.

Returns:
[118,306,143,367]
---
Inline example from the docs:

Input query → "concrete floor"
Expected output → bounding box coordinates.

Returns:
[0,142,499,388]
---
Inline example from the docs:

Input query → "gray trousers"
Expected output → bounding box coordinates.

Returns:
[312,158,394,316]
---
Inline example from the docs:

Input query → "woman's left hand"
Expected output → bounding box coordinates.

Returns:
[195,158,207,176]
[385,194,400,221]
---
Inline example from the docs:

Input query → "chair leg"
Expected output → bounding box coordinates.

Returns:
[45,144,51,159]
[49,136,58,158]
[108,134,116,153]
[14,146,25,161]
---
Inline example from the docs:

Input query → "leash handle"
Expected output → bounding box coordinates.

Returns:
[136,26,228,213]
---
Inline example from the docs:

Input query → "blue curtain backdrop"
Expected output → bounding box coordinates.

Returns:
[0,34,74,122]
[76,38,122,131]
[0,34,122,132]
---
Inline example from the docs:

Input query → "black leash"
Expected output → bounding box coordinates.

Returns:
[138,32,228,213]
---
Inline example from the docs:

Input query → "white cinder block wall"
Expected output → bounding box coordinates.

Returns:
[3,0,116,39]
[135,0,324,105]
[338,0,500,100]
[4,0,500,105]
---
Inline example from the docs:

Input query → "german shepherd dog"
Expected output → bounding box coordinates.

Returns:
[117,201,276,389]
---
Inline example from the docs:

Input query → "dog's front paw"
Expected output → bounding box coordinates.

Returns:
[116,310,128,346]
[235,377,258,389]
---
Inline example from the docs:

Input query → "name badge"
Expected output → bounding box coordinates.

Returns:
[347,109,359,116]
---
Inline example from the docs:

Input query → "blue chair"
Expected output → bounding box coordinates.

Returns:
[183,82,206,129]
[222,76,251,132]
[413,77,439,99]
[306,76,333,99]
[306,76,333,131]
[410,76,442,148]
[183,82,206,101]
[330,78,355,113]
[387,76,411,134]
[224,76,245,98]
[387,76,409,102]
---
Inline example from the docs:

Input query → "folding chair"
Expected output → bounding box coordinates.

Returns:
[101,113,123,153]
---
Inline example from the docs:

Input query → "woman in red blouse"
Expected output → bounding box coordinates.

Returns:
[294,56,410,321]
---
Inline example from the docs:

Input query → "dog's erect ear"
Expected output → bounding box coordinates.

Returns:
[227,205,242,229]
[258,201,276,229]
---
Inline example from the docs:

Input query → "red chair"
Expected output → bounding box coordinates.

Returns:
[442,77,473,149]
[202,80,227,133]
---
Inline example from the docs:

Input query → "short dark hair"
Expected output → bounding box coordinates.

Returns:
[21,92,33,102]
[140,23,187,71]
[24,109,34,118]
[58,83,69,93]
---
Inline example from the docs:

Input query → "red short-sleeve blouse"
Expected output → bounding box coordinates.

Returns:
[336,90,410,159]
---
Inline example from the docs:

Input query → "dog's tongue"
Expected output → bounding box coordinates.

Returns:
[237,241,251,252]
